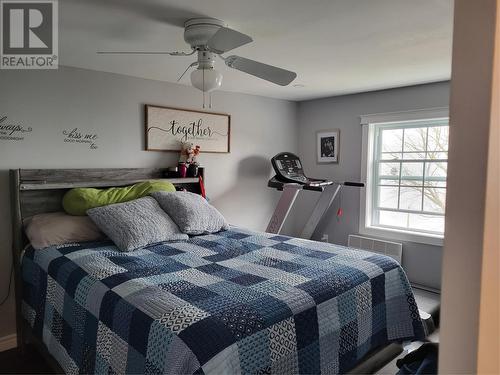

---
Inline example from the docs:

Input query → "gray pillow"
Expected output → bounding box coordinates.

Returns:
[151,191,229,235]
[87,196,188,252]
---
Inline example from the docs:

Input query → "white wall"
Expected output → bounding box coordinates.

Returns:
[0,66,298,337]
[440,0,499,372]
[292,82,450,290]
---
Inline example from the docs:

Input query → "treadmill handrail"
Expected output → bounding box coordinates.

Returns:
[343,181,365,187]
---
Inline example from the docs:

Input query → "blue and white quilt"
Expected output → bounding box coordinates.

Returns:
[22,228,424,374]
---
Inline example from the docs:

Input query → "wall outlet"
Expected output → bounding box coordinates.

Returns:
[321,234,329,242]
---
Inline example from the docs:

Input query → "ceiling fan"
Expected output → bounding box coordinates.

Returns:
[98,18,297,106]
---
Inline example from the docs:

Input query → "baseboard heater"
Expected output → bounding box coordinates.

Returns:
[347,234,403,264]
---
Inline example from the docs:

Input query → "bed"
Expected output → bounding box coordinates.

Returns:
[11,168,424,374]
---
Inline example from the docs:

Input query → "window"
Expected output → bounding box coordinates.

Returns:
[360,109,449,245]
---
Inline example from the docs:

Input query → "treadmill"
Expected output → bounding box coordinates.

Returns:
[267,152,364,239]
[268,152,333,191]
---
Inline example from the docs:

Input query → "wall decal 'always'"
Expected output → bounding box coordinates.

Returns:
[0,115,32,141]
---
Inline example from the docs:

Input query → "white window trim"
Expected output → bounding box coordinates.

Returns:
[359,108,449,247]
[360,107,449,125]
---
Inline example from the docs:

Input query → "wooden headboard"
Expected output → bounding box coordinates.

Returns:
[10,168,205,253]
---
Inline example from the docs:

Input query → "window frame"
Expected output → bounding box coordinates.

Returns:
[359,108,449,246]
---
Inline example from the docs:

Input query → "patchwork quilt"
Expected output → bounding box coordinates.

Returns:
[22,228,424,374]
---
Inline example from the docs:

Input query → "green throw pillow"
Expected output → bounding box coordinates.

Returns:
[63,180,176,216]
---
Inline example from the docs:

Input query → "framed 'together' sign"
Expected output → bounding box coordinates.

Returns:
[145,105,231,153]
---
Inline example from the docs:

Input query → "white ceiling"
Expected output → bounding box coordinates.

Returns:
[60,0,454,101]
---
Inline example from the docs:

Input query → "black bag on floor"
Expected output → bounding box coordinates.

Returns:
[396,343,439,375]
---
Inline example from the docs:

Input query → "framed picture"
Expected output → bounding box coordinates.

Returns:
[317,129,340,163]
[145,105,230,153]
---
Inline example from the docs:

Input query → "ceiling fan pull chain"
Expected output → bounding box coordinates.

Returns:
[203,69,206,108]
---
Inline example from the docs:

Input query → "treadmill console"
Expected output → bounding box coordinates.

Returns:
[270,152,333,190]
[271,152,308,184]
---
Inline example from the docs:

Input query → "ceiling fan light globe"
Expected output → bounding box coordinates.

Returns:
[190,69,223,92]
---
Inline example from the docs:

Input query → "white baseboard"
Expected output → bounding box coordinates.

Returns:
[0,334,17,352]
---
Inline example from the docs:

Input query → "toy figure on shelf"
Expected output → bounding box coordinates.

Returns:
[179,142,201,177]
[188,145,201,165]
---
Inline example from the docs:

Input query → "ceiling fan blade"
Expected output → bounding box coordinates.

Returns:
[208,27,253,54]
[224,56,297,86]
[97,51,194,56]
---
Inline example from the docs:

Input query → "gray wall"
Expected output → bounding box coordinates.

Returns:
[0,67,448,341]
[292,82,450,290]
[0,66,298,338]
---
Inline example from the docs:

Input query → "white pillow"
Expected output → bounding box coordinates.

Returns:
[24,212,105,250]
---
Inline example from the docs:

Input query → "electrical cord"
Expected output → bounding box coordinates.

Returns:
[0,261,13,306]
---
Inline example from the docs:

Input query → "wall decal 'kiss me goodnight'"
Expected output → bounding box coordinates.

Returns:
[62,128,99,150]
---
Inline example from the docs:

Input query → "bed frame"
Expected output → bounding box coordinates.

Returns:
[9,168,205,373]
[9,167,401,374]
